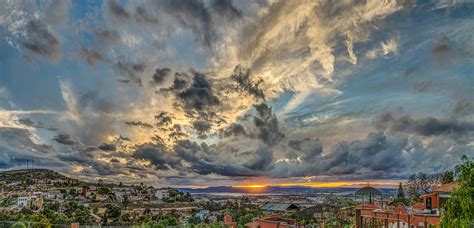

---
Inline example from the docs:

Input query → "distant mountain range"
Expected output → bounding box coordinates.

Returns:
[179,186,397,196]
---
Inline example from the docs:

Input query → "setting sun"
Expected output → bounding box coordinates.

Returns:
[233,184,267,189]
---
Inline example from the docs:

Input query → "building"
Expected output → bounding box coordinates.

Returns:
[260,202,299,213]
[16,196,30,207]
[296,204,332,226]
[223,212,237,228]
[154,189,169,200]
[354,182,459,228]
[245,215,299,228]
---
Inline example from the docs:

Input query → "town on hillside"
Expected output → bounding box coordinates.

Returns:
[0,158,471,228]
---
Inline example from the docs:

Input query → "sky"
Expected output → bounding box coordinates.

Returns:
[0,0,473,188]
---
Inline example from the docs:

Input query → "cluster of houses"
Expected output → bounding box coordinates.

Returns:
[0,179,173,212]
[354,182,459,228]
[216,181,459,228]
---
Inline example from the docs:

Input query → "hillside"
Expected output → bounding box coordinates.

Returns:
[0,169,80,184]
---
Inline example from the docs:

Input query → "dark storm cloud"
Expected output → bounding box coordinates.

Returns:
[193,120,211,132]
[157,0,215,48]
[98,143,116,151]
[253,103,285,145]
[170,73,189,91]
[114,57,146,86]
[22,20,60,60]
[220,123,247,138]
[58,149,124,176]
[169,124,188,140]
[174,140,260,177]
[0,128,61,168]
[287,138,323,162]
[125,121,153,129]
[53,133,78,145]
[244,147,273,171]
[231,65,265,100]
[107,0,160,25]
[177,72,220,113]
[155,112,172,127]
[374,112,474,137]
[80,48,106,67]
[323,132,407,174]
[152,67,171,84]
[210,0,243,20]
[133,143,181,170]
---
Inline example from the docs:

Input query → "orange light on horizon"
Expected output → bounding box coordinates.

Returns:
[233,184,267,188]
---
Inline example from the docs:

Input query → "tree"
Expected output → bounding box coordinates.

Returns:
[122,194,130,208]
[440,156,474,227]
[405,172,438,202]
[396,182,405,199]
[11,222,26,228]
[98,186,112,195]
[1,197,12,207]
[157,214,178,226]
[50,213,72,225]
[390,182,409,206]
[187,215,202,225]
[238,214,255,226]
[440,170,454,184]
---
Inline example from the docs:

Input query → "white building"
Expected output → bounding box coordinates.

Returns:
[17,197,30,207]
[155,189,169,200]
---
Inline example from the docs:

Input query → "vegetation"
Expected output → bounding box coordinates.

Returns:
[440,156,474,227]
[165,188,194,203]
[390,182,409,206]
[405,169,457,203]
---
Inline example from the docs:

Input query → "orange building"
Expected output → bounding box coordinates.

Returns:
[224,212,237,228]
[245,215,300,228]
[355,182,459,228]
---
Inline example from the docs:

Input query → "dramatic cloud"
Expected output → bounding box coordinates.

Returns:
[177,72,220,115]
[231,65,265,100]
[98,143,116,151]
[0,127,60,169]
[0,1,472,186]
[374,113,474,137]
[220,123,247,138]
[133,143,181,170]
[53,133,78,145]
[152,67,171,84]
[22,20,60,60]
[253,103,285,145]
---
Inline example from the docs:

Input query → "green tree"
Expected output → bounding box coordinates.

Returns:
[98,186,112,195]
[105,204,122,219]
[187,215,202,225]
[237,214,254,226]
[157,214,178,226]
[1,197,12,207]
[50,213,72,225]
[440,156,474,227]
[397,182,405,199]
[11,222,26,228]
